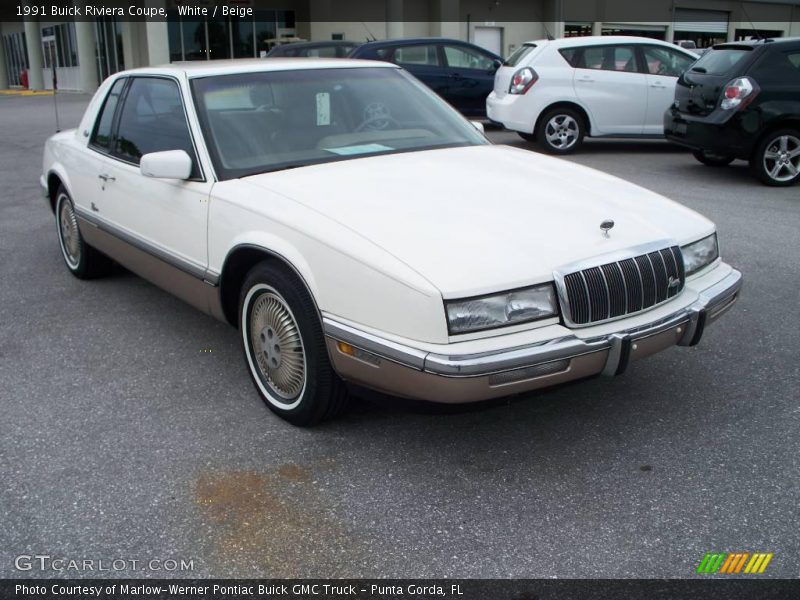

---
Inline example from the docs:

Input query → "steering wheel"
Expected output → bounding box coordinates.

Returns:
[356,102,399,132]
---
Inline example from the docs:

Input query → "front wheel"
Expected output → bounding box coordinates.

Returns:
[537,108,585,154]
[692,150,734,167]
[55,186,112,279]
[750,130,800,186]
[239,262,349,426]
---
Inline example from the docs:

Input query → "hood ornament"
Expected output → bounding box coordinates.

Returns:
[600,219,615,238]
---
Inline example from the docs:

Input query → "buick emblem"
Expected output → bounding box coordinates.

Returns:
[600,219,615,238]
[668,276,681,289]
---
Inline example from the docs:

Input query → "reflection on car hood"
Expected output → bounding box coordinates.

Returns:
[241,145,713,298]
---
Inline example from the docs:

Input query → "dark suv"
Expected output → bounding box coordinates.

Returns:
[665,38,800,186]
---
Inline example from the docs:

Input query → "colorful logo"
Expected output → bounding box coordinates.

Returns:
[697,552,773,574]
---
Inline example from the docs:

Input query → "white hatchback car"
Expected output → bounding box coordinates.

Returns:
[487,36,698,153]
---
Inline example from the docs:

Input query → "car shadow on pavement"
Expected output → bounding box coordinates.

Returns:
[506,139,688,155]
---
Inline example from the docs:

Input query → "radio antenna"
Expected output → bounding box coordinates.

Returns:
[51,56,60,132]
[740,2,763,40]
[361,22,377,41]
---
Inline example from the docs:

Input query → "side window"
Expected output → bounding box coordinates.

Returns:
[90,78,126,152]
[642,46,694,77]
[578,45,637,72]
[393,44,441,66]
[443,45,496,70]
[749,50,800,85]
[113,77,200,177]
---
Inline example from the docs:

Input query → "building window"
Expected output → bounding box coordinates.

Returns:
[94,18,125,82]
[564,22,592,38]
[167,10,295,61]
[602,26,665,40]
[734,29,783,41]
[3,31,30,86]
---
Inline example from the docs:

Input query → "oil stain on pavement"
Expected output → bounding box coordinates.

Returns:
[194,462,361,577]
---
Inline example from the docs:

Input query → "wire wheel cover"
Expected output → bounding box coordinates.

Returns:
[59,196,80,266]
[249,291,306,400]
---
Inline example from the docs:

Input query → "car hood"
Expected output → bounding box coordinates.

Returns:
[241,145,713,298]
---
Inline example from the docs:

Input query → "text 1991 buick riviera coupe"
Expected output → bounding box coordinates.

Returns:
[42,59,742,425]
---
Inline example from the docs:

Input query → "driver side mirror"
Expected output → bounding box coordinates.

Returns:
[140,150,193,180]
[489,59,503,74]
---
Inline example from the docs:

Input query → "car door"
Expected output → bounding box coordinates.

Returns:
[92,76,212,279]
[69,77,127,220]
[572,44,647,135]
[640,45,696,135]
[391,43,450,99]
[441,43,500,116]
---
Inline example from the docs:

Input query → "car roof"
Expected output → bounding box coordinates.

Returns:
[359,37,466,47]
[355,37,502,59]
[273,40,361,49]
[116,58,396,79]
[712,36,800,49]
[521,35,690,48]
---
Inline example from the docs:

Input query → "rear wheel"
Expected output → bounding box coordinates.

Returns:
[750,129,800,186]
[537,107,584,154]
[692,150,734,167]
[55,186,112,279]
[239,261,349,426]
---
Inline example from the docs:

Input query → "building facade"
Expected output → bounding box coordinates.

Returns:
[1,0,798,93]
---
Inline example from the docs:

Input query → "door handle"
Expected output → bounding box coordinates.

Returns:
[98,174,116,182]
[577,77,594,83]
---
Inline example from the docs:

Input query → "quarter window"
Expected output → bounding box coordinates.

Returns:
[642,46,694,77]
[113,77,200,177]
[90,78,126,152]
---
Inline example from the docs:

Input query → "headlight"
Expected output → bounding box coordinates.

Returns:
[681,233,719,276]
[446,284,558,335]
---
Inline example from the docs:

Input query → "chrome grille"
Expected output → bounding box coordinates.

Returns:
[558,246,685,326]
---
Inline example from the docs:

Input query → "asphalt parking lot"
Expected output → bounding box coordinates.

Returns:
[1,92,798,579]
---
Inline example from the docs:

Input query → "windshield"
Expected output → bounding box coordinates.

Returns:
[690,47,752,75]
[191,67,487,180]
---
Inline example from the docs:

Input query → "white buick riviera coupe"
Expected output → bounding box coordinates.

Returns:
[42,59,742,425]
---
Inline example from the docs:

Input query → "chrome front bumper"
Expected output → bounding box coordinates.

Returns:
[324,269,742,403]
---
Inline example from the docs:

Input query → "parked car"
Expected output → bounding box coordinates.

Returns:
[41,59,741,426]
[487,36,698,153]
[349,38,502,117]
[665,38,800,186]
[266,40,362,58]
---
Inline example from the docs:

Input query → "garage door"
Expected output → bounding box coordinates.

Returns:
[674,9,729,33]
[474,27,502,56]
